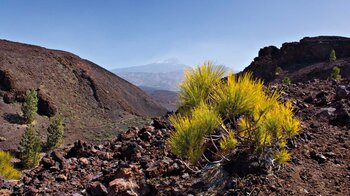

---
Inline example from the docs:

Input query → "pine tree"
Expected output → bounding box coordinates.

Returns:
[282,77,291,85]
[18,125,41,168]
[21,89,38,124]
[46,116,65,150]
[331,66,341,80]
[329,49,337,62]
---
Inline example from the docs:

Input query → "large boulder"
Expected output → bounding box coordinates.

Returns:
[37,90,57,117]
[0,70,16,91]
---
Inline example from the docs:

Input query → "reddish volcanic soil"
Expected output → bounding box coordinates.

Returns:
[1,79,349,195]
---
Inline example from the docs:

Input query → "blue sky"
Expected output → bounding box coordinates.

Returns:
[1,0,350,71]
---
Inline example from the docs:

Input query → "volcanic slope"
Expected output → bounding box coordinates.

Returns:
[0,39,167,150]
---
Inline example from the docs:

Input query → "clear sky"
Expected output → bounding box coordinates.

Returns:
[1,0,350,71]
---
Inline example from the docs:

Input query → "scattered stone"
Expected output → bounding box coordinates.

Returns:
[121,142,142,161]
[66,140,93,158]
[182,173,190,179]
[56,174,68,182]
[108,178,139,195]
[303,96,313,103]
[310,151,327,163]
[334,107,350,125]
[79,157,90,166]
[316,107,336,120]
[121,127,138,140]
[0,136,6,142]
[86,181,108,196]
[3,93,15,104]
[41,158,55,170]
[324,152,336,158]
[336,85,349,99]
[0,189,12,196]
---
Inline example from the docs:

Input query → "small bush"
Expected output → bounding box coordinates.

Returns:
[178,61,226,112]
[219,131,237,152]
[18,125,42,168]
[215,73,299,154]
[0,151,21,180]
[331,66,341,81]
[238,100,300,153]
[273,149,292,165]
[21,89,38,124]
[213,72,265,117]
[46,116,65,150]
[168,102,221,163]
[168,62,300,167]
[329,49,337,62]
[282,77,291,85]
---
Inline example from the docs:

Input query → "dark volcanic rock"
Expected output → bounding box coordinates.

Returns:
[0,70,17,91]
[51,150,68,170]
[334,107,350,125]
[310,151,327,164]
[86,181,108,196]
[3,92,15,104]
[66,140,93,158]
[243,36,350,83]
[335,85,349,99]
[316,107,335,120]
[37,90,57,117]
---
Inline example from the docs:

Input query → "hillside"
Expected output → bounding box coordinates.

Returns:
[140,86,178,111]
[244,36,350,83]
[0,40,167,150]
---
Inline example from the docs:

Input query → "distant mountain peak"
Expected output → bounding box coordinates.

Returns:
[156,58,181,65]
[112,60,189,74]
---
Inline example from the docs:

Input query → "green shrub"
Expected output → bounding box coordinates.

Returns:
[46,116,65,150]
[213,72,265,117]
[215,73,299,157]
[331,66,341,81]
[273,149,292,165]
[168,102,221,163]
[329,49,337,62]
[0,151,21,180]
[18,125,42,168]
[282,77,291,85]
[21,90,38,124]
[168,63,300,166]
[178,61,226,112]
[219,131,237,152]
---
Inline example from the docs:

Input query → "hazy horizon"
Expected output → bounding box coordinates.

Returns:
[1,0,350,71]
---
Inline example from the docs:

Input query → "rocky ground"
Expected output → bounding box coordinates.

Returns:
[1,79,350,195]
